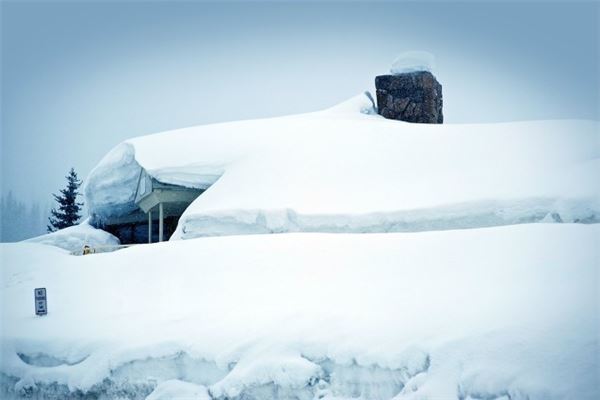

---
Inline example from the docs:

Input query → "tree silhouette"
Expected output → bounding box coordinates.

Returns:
[47,168,83,232]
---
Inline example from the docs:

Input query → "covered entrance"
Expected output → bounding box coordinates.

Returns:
[100,170,205,244]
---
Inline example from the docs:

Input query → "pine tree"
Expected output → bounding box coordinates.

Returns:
[47,168,84,232]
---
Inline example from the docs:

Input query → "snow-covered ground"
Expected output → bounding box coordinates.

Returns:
[85,93,599,239]
[2,94,599,399]
[25,219,119,254]
[1,224,598,399]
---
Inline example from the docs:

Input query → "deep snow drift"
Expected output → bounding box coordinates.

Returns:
[4,93,600,399]
[25,219,119,254]
[1,224,598,399]
[84,93,599,239]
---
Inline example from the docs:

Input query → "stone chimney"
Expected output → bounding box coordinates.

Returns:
[375,69,443,124]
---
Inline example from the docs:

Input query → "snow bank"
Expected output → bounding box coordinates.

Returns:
[84,93,599,239]
[24,219,119,253]
[1,224,598,399]
[390,51,435,74]
[146,380,210,400]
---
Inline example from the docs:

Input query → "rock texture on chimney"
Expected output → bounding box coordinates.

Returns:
[375,71,443,124]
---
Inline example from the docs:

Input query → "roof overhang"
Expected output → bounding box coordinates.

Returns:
[136,188,203,213]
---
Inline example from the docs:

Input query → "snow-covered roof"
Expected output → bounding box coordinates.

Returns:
[84,93,600,239]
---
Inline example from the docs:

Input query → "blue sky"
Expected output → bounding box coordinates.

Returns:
[1,1,598,205]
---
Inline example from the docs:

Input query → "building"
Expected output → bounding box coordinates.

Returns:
[99,169,205,244]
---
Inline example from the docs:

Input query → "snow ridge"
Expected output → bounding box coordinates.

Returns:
[174,197,599,239]
[0,352,428,400]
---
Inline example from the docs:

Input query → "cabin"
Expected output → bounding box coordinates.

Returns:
[100,169,204,244]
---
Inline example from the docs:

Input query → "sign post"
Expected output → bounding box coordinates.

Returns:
[34,288,47,316]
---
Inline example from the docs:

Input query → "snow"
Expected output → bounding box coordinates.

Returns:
[390,51,435,74]
[2,92,599,399]
[146,380,210,400]
[84,93,599,239]
[84,142,144,221]
[24,218,119,253]
[1,224,598,399]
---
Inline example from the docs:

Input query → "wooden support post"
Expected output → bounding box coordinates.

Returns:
[159,202,164,242]
[148,210,152,244]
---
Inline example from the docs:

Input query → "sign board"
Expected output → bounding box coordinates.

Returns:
[34,288,47,316]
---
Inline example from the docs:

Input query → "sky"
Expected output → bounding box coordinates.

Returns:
[1,1,599,208]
